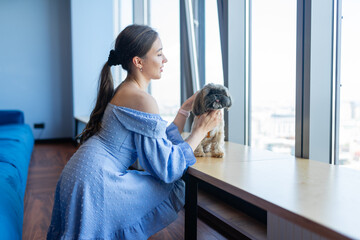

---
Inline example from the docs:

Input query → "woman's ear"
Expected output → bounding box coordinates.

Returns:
[132,56,143,70]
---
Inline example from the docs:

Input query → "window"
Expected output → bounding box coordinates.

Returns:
[250,0,297,155]
[205,0,223,85]
[338,0,360,169]
[149,0,180,123]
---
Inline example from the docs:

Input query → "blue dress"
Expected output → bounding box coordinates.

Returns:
[47,103,196,240]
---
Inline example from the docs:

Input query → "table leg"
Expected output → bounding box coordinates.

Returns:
[74,119,78,139]
[185,174,198,240]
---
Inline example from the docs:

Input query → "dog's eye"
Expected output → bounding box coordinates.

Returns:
[209,89,221,95]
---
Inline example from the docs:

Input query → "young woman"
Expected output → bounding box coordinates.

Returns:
[47,24,222,240]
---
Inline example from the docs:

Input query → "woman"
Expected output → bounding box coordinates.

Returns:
[47,24,222,240]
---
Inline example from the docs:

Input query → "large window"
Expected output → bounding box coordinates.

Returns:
[149,0,180,123]
[250,0,297,155]
[338,0,360,169]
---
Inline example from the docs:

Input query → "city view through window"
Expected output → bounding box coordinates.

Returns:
[250,0,296,155]
[339,0,360,170]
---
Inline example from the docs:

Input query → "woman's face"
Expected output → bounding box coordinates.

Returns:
[142,37,168,80]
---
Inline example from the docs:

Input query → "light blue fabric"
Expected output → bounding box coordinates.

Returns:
[47,104,196,240]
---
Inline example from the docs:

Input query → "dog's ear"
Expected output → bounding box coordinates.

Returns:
[226,88,232,109]
[192,89,205,116]
[220,86,232,109]
[227,98,232,109]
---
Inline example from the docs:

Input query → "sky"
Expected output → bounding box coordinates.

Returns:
[251,0,296,108]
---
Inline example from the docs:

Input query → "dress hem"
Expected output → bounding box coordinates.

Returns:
[47,180,185,240]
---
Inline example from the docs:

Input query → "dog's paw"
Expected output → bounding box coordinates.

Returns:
[194,151,206,157]
[203,145,211,153]
[211,151,224,158]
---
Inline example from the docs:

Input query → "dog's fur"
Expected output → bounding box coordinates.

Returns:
[192,83,232,158]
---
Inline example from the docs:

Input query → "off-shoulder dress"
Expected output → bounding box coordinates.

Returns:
[47,103,196,240]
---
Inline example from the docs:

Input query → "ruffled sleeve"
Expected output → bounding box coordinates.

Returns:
[112,106,196,183]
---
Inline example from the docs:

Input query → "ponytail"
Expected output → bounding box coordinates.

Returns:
[78,25,158,144]
[78,63,114,144]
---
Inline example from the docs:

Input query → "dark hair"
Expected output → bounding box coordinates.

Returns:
[78,24,159,144]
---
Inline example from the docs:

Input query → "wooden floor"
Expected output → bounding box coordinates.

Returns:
[22,141,227,240]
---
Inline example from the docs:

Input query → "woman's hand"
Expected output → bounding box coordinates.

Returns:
[185,110,223,151]
[192,110,222,136]
[181,91,199,111]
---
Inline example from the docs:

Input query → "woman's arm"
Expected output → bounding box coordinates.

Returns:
[172,111,188,134]
[172,91,198,133]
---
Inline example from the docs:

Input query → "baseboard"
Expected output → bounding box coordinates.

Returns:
[34,138,75,144]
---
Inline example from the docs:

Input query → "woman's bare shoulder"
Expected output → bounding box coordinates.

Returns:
[111,86,159,114]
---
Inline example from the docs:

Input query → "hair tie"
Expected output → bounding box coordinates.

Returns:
[108,50,121,66]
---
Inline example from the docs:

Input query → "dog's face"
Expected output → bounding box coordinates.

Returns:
[192,83,232,116]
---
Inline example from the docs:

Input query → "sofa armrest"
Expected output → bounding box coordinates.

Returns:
[0,111,25,125]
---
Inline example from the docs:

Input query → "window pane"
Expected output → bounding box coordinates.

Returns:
[114,0,133,86]
[205,0,223,85]
[149,0,180,123]
[120,0,132,28]
[250,0,296,155]
[338,0,360,169]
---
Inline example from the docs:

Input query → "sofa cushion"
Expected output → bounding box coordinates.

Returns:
[0,162,24,240]
[0,110,24,125]
[0,124,34,196]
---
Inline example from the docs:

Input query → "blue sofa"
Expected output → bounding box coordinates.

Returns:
[0,110,34,240]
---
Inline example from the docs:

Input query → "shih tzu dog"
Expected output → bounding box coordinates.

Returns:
[192,83,232,158]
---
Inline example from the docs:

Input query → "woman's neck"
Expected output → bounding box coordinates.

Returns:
[124,73,150,91]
